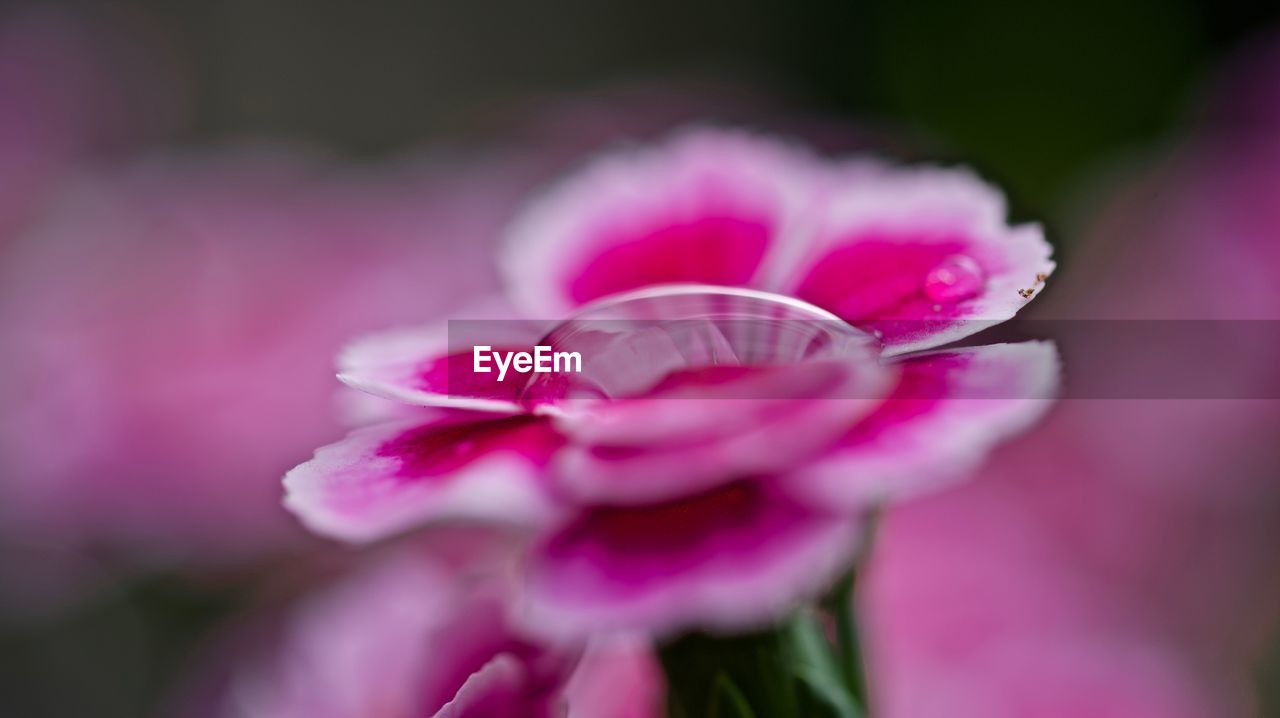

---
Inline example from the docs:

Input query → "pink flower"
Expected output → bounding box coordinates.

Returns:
[284,127,1059,639]
[207,543,663,718]
[865,461,1256,718]
[0,149,534,569]
[862,34,1280,717]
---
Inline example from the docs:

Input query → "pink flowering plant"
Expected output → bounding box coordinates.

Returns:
[218,538,665,718]
[282,128,1058,716]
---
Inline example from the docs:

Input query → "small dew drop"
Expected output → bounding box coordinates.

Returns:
[923,254,985,303]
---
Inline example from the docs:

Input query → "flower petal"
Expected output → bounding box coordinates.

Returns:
[563,635,665,718]
[433,654,551,718]
[519,480,863,639]
[788,165,1055,355]
[551,358,894,504]
[224,553,456,718]
[337,320,548,413]
[786,342,1059,510]
[220,548,572,718]
[283,415,564,543]
[501,128,821,314]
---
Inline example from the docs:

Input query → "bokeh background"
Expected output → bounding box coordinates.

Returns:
[1,0,1279,716]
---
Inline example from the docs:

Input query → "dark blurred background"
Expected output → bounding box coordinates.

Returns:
[99,0,1271,205]
[3,0,1280,716]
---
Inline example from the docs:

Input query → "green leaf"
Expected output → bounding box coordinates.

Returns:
[822,568,867,704]
[822,507,880,706]
[710,672,758,718]
[785,610,864,718]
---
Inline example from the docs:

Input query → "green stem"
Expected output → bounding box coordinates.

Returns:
[659,612,867,717]
[658,509,881,717]
[660,628,797,717]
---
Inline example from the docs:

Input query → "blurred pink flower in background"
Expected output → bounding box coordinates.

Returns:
[866,445,1264,718]
[284,127,1058,640]
[196,537,663,718]
[0,149,537,580]
[0,4,191,605]
[863,31,1280,718]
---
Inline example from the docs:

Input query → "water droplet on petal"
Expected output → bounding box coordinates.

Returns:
[521,285,882,404]
[923,254,986,303]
